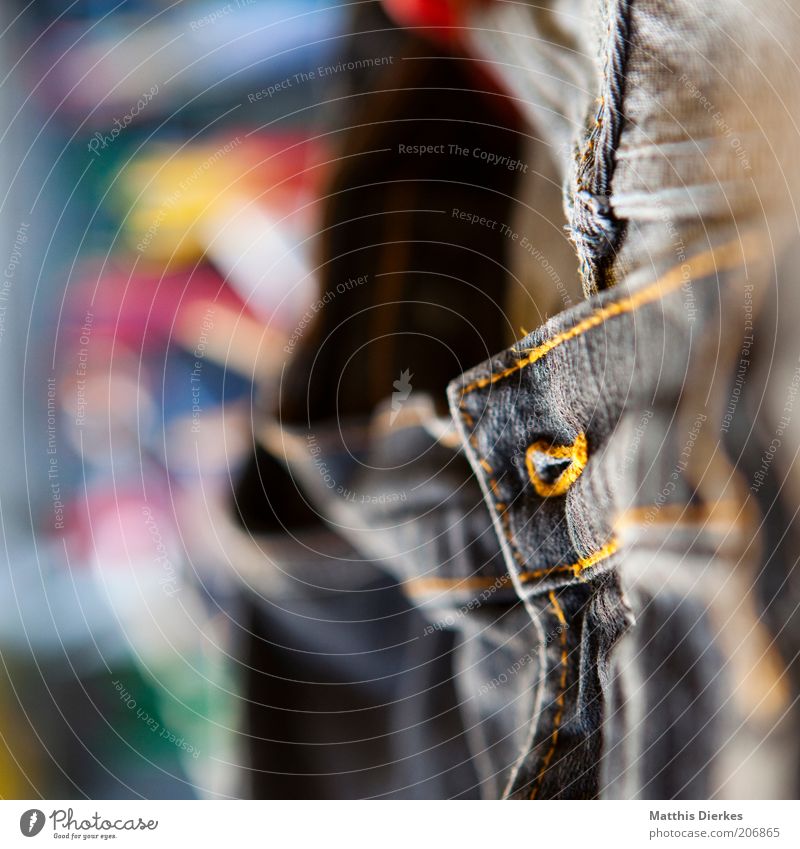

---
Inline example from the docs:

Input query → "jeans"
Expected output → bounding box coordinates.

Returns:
[244,0,800,798]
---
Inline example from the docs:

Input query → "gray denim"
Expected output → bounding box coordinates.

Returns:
[254,0,800,798]
[448,0,800,798]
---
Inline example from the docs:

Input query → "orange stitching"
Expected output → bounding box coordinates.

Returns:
[456,239,756,584]
[530,591,569,799]
[525,432,589,498]
[459,237,758,397]
[614,500,744,529]
[473,452,525,569]
[458,243,754,592]
[404,535,617,597]
[498,509,526,566]
[517,537,619,584]
[404,574,511,596]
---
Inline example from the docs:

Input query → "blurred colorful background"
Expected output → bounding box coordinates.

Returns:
[0,0,372,799]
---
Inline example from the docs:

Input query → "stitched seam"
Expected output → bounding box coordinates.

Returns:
[476,452,526,571]
[569,0,633,296]
[517,537,619,584]
[458,237,757,588]
[458,236,755,398]
[530,591,569,799]
[500,509,527,567]
[403,534,619,595]
[615,499,743,528]
[404,574,511,595]
[472,422,616,584]
[405,452,520,598]
[419,511,617,597]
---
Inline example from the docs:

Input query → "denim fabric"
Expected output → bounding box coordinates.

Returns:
[242,570,480,800]
[448,233,764,797]
[244,0,800,799]
[447,0,800,799]
[238,42,530,798]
